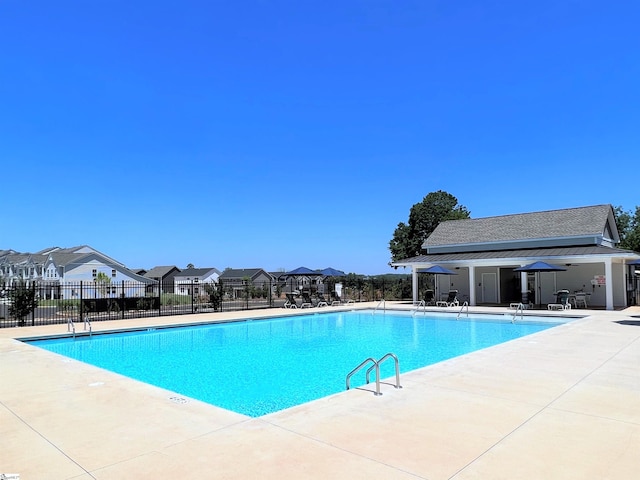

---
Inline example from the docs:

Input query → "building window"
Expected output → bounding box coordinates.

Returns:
[92,269,97,278]
[112,269,116,278]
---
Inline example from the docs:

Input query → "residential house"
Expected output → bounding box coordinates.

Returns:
[0,245,154,299]
[392,205,640,310]
[219,268,275,299]
[144,266,181,294]
[173,268,221,298]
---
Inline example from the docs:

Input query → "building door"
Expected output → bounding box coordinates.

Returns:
[481,273,498,303]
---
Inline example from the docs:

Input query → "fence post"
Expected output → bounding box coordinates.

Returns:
[31,281,36,326]
[80,281,84,322]
[191,281,195,313]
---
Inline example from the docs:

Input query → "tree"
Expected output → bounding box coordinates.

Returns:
[614,205,640,252]
[94,272,111,297]
[389,190,470,262]
[9,280,39,326]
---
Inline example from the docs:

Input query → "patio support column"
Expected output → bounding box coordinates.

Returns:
[468,266,476,306]
[520,271,528,304]
[412,267,419,303]
[605,259,613,310]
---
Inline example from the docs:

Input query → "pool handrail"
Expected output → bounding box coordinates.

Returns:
[456,301,469,320]
[512,303,525,323]
[365,353,402,390]
[346,357,381,395]
[67,317,75,338]
[373,299,386,315]
[413,300,426,317]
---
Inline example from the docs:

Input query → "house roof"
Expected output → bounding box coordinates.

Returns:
[176,268,220,278]
[423,205,619,254]
[219,268,273,280]
[144,266,180,278]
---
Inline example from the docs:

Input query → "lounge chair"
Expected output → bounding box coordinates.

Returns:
[315,293,329,307]
[330,291,342,305]
[557,290,572,309]
[548,290,571,310]
[424,289,435,306]
[331,291,355,305]
[284,293,299,309]
[437,290,459,307]
[301,292,314,308]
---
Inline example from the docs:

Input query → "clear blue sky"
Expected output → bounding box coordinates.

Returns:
[2,1,638,275]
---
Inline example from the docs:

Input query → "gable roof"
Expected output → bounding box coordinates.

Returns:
[219,268,273,281]
[144,266,180,278]
[424,205,619,254]
[175,267,220,278]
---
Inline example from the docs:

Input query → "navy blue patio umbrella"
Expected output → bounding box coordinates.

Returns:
[514,261,566,307]
[320,267,346,277]
[418,265,458,301]
[285,266,321,276]
[627,258,640,265]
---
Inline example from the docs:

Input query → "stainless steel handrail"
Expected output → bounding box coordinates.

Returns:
[512,303,524,323]
[83,315,92,336]
[365,353,401,390]
[346,357,381,396]
[412,300,426,317]
[67,317,75,338]
[373,299,386,315]
[456,301,469,320]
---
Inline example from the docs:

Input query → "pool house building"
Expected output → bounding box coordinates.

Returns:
[392,204,640,310]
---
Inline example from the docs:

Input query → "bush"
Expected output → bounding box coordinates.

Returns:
[9,281,39,326]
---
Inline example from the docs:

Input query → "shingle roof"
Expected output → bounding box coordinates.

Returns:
[424,204,615,250]
[177,268,219,277]
[144,266,180,278]
[219,268,271,280]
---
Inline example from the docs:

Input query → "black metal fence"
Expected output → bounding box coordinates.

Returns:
[0,276,415,328]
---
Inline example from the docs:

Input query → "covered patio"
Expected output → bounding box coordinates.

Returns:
[393,205,640,310]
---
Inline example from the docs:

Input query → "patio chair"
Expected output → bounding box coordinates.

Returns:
[574,292,588,308]
[284,293,299,309]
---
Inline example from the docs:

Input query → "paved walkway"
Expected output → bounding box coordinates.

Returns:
[1,304,639,479]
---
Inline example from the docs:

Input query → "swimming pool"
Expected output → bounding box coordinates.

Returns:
[26,310,563,417]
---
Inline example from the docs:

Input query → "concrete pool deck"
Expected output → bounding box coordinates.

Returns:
[1,303,639,479]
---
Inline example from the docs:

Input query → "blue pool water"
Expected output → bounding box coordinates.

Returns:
[27,310,561,417]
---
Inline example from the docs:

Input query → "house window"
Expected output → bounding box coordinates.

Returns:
[112,269,116,278]
[92,269,97,278]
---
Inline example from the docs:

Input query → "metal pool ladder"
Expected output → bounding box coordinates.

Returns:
[456,301,469,320]
[373,299,386,314]
[511,303,525,323]
[84,315,92,336]
[345,353,401,396]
